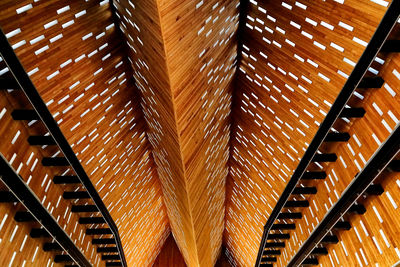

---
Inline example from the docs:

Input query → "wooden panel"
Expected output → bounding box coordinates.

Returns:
[225,0,389,266]
[153,234,187,267]
[0,0,169,265]
[113,0,239,265]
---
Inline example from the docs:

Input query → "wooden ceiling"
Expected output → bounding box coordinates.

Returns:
[1,0,400,267]
[112,0,239,265]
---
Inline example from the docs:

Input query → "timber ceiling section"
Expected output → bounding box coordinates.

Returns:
[112,0,239,265]
[0,0,169,265]
[285,26,400,266]
[225,0,390,266]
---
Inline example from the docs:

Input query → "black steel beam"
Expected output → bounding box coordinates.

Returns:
[53,175,81,184]
[30,228,51,238]
[262,257,277,262]
[97,247,119,253]
[255,2,400,265]
[11,109,39,121]
[321,235,339,244]
[324,132,350,142]
[102,255,120,260]
[0,27,127,266]
[54,255,73,263]
[277,212,302,220]
[71,205,98,213]
[0,191,18,202]
[292,187,317,195]
[333,221,351,231]
[86,228,113,235]
[284,200,309,208]
[79,217,106,224]
[63,191,91,199]
[264,250,281,255]
[267,233,290,240]
[303,258,319,265]
[271,223,295,230]
[366,184,384,195]
[0,153,91,266]
[288,122,400,266]
[312,153,337,162]
[0,75,20,89]
[340,107,366,118]
[348,204,366,215]
[386,160,400,172]
[265,242,285,248]
[301,171,326,180]
[14,211,35,222]
[42,157,69,167]
[92,238,116,245]
[357,76,384,88]
[28,135,56,146]
[381,40,400,52]
[310,247,328,255]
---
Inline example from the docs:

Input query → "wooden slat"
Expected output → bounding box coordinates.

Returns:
[225,0,390,265]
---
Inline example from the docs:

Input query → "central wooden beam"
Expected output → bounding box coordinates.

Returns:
[113,0,239,266]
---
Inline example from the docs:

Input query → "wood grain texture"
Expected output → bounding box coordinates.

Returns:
[153,234,187,267]
[0,0,169,265]
[113,0,239,266]
[225,0,389,266]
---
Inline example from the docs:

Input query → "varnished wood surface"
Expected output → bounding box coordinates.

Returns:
[153,234,187,267]
[0,0,169,266]
[225,0,390,266]
[113,0,239,266]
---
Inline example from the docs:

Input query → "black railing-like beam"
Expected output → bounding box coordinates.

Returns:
[277,212,302,220]
[265,242,285,248]
[310,247,328,255]
[71,205,98,213]
[0,153,91,266]
[97,247,119,253]
[53,175,81,184]
[267,234,290,240]
[255,1,400,265]
[324,132,350,142]
[292,187,317,195]
[284,200,309,208]
[288,122,400,266]
[311,153,337,163]
[28,136,56,146]
[0,27,127,266]
[381,39,400,52]
[301,171,326,180]
[0,74,20,89]
[264,250,281,255]
[333,221,351,230]
[348,204,366,215]
[271,223,295,230]
[86,228,113,235]
[11,109,39,121]
[79,217,106,224]
[0,191,18,202]
[357,76,384,88]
